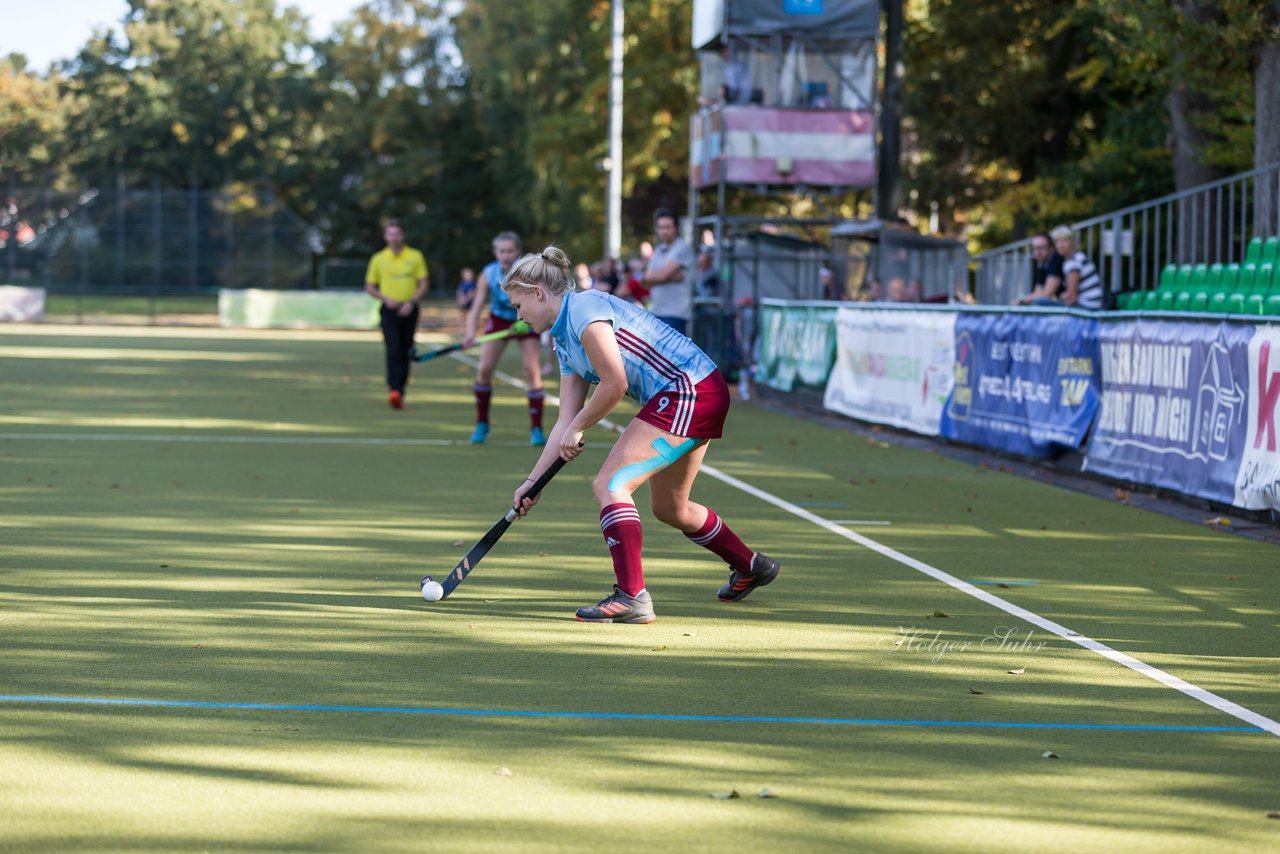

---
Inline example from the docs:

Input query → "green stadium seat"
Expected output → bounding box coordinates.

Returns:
[1263,294,1280,315]
[1220,263,1240,290]
[1238,265,1260,312]
[1263,237,1280,264]
[1207,263,1224,288]
[1174,291,1193,312]
[1115,291,1137,310]
[1157,264,1177,290]
[1175,265,1194,290]
[1245,236,1263,263]
[1239,263,1259,290]
[1157,290,1177,311]
[1259,262,1276,293]
[1142,290,1163,310]
[1190,263,1209,290]
[1190,290,1210,312]
[1208,291,1230,312]
[1226,292,1246,314]
[1249,264,1277,314]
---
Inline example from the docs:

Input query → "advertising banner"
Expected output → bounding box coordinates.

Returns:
[755,301,838,392]
[0,286,45,322]
[823,307,956,435]
[1084,320,1254,505]
[1235,324,1280,510]
[218,289,378,329]
[940,312,1101,458]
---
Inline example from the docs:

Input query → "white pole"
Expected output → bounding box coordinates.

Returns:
[606,0,624,260]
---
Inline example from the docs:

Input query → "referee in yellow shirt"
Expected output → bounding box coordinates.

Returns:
[364,219,429,409]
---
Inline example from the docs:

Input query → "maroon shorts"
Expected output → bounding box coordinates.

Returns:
[484,314,540,339]
[635,372,730,439]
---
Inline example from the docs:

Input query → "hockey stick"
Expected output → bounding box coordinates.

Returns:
[411,322,531,363]
[423,448,576,600]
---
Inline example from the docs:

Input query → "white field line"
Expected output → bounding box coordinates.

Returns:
[457,352,1280,737]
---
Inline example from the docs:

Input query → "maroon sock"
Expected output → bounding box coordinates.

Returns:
[474,383,492,424]
[600,503,645,596]
[686,509,754,572]
[527,389,545,430]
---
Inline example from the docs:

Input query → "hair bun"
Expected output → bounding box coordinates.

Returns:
[539,245,571,271]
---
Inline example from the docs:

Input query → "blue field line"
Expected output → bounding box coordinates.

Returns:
[0,695,1261,733]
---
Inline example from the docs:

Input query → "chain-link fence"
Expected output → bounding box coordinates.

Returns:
[1,181,314,293]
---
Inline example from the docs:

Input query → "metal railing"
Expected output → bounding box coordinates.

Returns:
[973,162,1280,305]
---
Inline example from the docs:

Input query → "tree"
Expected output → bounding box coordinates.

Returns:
[453,0,696,260]
[1083,0,1277,256]
[60,0,314,189]
[901,0,1172,247]
[1256,1,1280,234]
[303,0,519,283]
[0,55,70,188]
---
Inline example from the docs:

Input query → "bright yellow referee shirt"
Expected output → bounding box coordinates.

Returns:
[365,246,428,302]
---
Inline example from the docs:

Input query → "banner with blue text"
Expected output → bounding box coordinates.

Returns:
[940,313,1101,458]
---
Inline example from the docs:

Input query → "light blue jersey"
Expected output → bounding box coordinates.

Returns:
[483,260,518,321]
[550,289,718,409]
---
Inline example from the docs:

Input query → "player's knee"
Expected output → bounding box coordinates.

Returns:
[593,470,631,504]
[651,498,689,529]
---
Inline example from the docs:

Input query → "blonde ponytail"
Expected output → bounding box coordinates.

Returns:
[504,244,575,295]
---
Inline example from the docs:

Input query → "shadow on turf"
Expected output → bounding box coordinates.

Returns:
[2,705,1275,853]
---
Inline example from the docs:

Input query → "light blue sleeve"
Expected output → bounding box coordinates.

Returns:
[555,342,573,376]
[570,292,617,340]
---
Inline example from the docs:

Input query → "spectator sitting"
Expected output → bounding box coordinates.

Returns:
[575,262,594,292]
[887,277,907,302]
[624,258,651,304]
[1051,225,1103,310]
[604,258,621,292]
[590,262,612,292]
[904,279,923,303]
[1013,233,1065,306]
[819,266,841,301]
[861,279,883,302]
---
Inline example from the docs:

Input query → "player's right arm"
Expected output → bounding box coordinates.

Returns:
[514,373,589,516]
[464,269,490,346]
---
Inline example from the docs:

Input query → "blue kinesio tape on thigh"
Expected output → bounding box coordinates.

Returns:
[607,437,699,492]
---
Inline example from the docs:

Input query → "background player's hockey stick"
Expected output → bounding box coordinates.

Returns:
[410,322,531,362]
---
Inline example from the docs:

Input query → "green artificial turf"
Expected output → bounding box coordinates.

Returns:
[1,325,1277,853]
